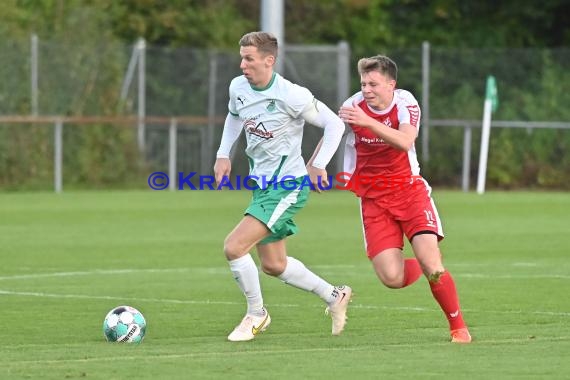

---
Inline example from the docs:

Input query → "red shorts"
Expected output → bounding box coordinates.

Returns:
[359,179,444,259]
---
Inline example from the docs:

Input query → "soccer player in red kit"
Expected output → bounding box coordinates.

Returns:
[338,55,471,343]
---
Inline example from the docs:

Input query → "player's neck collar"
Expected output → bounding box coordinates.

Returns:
[251,72,276,92]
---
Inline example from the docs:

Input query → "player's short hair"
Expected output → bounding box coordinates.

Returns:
[357,55,398,81]
[239,31,278,59]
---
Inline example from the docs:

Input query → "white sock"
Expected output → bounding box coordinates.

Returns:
[278,256,336,303]
[228,254,265,316]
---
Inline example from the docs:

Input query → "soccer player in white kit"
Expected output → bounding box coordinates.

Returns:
[214,31,352,341]
[339,55,471,343]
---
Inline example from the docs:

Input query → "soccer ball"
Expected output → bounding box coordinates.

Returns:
[103,305,146,343]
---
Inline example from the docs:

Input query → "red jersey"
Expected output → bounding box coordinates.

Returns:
[342,89,422,198]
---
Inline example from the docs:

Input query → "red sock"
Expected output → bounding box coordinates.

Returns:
[428,271,466,331]
[402,258,422,287]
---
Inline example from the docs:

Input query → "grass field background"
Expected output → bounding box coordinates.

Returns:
[1,189,569,379]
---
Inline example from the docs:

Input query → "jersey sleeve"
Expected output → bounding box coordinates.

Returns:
[216,113,242,158]
[284,84,314,118]
[342,92,363,107]
[343,130,357,176]
[227,78,239,116]
[396,90,421,129]
[300,99,345,169]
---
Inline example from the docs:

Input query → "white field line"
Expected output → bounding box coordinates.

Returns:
[1,265,570,282]
[1,289,569,317]
[0,268,224,281]
[1,266,569,319]
[4,336,570,366]
[0,289,239,306]
[459,273,570,279]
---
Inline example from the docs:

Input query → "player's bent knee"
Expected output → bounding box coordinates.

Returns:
[260,261,285,277]
[382,278,405,289]
[223,237,247,260]
[376,272,405,289]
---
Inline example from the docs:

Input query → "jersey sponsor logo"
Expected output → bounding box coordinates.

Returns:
[237,96,246,105]
[245,120,274,139]
[360,136,384,144]
[407,105,420,126]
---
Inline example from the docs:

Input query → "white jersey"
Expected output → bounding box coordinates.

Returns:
[228,73,314,185]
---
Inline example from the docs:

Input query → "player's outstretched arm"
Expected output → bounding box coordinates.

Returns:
[301,99,344,193]
[306,138,327,193]
[215,113,242,187]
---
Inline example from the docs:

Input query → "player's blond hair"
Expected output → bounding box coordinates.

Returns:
[239,31,278,59]
[357,55,398,81]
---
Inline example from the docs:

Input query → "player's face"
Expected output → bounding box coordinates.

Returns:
[239,46,275,88]
[360,71,396,110]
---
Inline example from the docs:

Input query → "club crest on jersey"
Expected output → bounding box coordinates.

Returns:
[244,120,274,139]
[266,99,276,112]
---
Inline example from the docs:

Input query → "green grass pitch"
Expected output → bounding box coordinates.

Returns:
[0,190,569,379]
